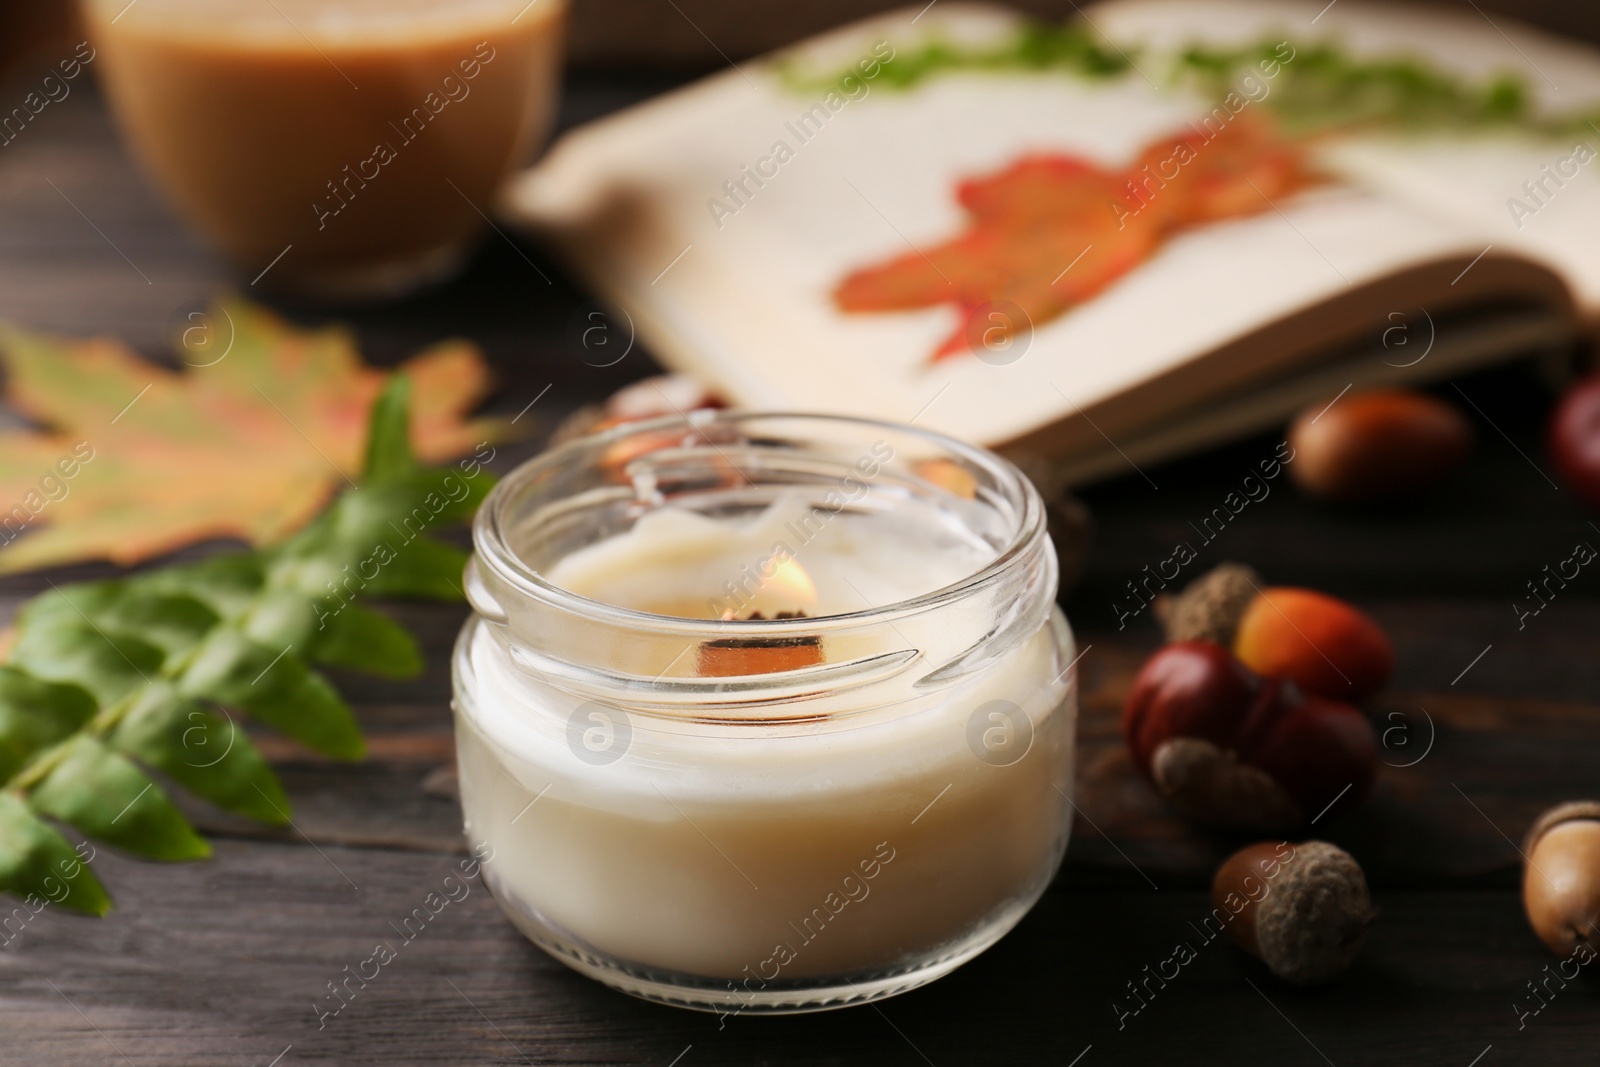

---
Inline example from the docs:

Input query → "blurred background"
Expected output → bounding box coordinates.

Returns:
[7,0,1600,77]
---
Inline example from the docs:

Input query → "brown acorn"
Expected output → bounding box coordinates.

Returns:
[1522,801,1600,956]
[1287,388,1472,504]
[1212,840,1375,984]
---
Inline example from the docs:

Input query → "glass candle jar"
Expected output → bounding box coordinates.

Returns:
[454,413,1077,1013]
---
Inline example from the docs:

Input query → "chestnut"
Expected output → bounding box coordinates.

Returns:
[1213,840,1374,985]
[1549,374,1600,507]
[1522,801,1600,956]
[1288,388,1471,504]
[1123,641,1378,831]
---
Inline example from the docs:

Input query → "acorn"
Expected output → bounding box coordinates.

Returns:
[1154,562,1261,646]
[1212,840,1375,984]
[1522,801,1600,956]
[1157,564,1393,702]
[1288,388,1472,504]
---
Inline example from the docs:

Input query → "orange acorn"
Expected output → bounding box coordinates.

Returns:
[1157,564,1394,702]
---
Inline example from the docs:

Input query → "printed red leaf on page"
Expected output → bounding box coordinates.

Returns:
[834,115,1318,361]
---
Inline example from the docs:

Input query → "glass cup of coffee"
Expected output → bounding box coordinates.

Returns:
[82,0,567,299]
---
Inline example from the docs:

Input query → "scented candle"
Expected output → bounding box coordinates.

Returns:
[454,413,1077,1012]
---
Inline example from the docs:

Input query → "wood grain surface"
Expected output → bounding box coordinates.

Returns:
[0,73,1595,1066]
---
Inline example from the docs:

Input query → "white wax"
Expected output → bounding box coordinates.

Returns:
[455,493,1076,984]
[546,492,994,619]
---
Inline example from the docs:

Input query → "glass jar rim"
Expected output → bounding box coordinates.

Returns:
[472,410,1048,638]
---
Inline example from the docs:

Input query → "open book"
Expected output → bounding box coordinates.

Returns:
[505,0,1600,483]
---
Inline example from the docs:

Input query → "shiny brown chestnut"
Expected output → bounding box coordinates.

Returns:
[1549,375,1600,507]
[1122,641,1378,831]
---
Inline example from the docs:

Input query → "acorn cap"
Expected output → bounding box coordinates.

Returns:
[1523,800,1600,855]
[1150,737,1304,832]
[1254,841,1374,985]
[1156,563,1263,645]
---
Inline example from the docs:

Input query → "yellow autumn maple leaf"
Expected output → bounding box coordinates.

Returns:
[0,298,510,573]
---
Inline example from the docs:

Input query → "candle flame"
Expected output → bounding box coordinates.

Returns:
[765,555,818,607]
[718,555,819,620]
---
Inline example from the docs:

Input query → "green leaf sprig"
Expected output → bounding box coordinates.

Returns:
[782,20,1600,142]
[0,376,491,915]
[776,22,1132,97]
[1172,40,1554,137]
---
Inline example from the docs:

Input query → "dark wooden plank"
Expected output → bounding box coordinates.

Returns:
[0,839,1581,1066]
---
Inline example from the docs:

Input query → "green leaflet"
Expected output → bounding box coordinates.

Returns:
[775,22,1132,97]
[0,668,97,782]
[11,618,163,707]
[112,689,289,825]
[142,554,268,620]
[0,374,493,914]
[20,584,220,659]
[176,625,365,760]
[30,736,209,861]
[0,793,109,917]
[362,538,473,601]
[311,603,424,679]
[363,372,417,483]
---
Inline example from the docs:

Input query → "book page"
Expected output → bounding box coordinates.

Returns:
[1098,0,1600,314]
[506,4,1570,450]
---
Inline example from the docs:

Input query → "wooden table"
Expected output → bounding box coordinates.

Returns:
[1,75,1596,1067]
